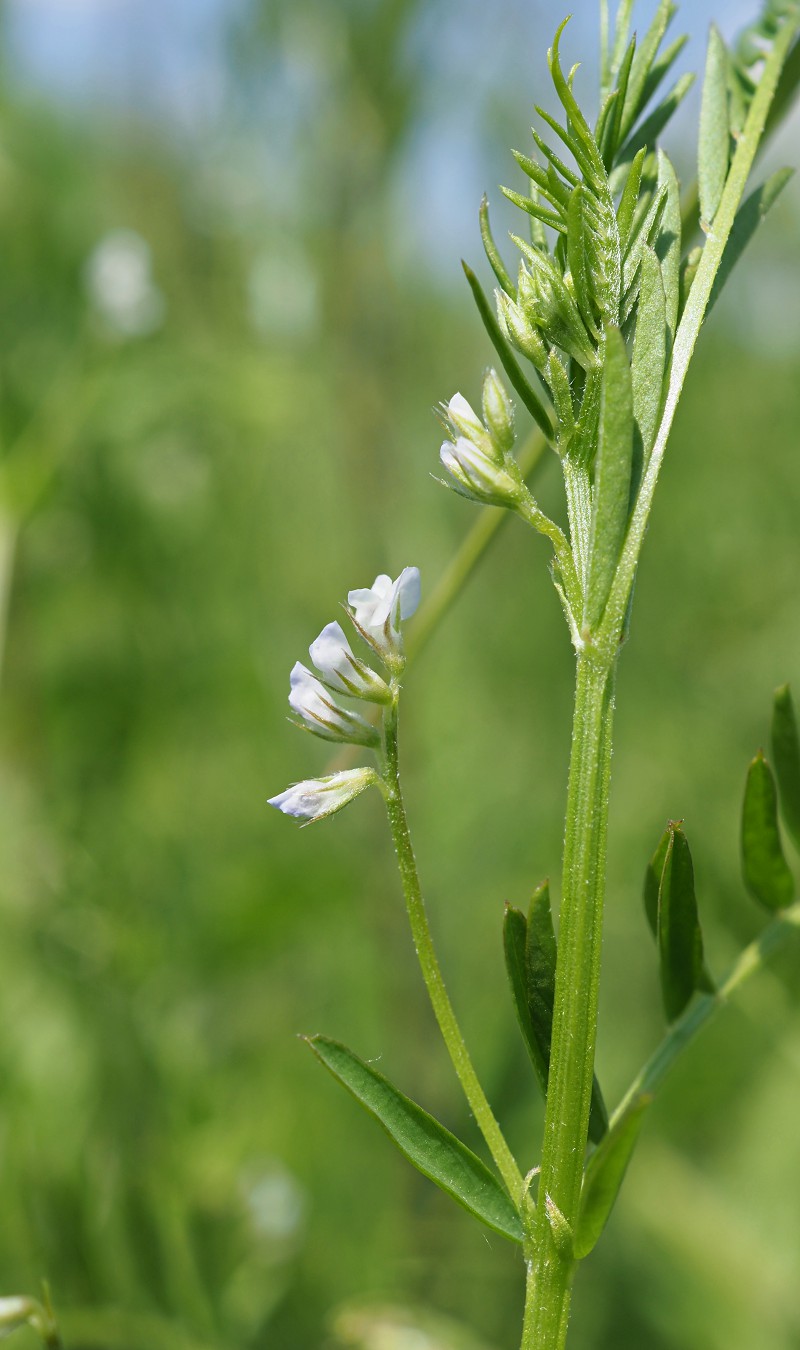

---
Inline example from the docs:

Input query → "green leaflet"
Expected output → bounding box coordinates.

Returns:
[631,247,667,465]
[504,902,549,1093]
[574,1095,651,1259]
[772,684,800,852]
[619,0,678,143]
[699,25,732,226]
[616,147,647,254]
[643,827,669,940]
[640,32,688,109]
[654,823,715,1023]
[461,261,554,441]
[654,150,681,349]
[479,195,514,296]
[585,325,633,631]
[306,1036,524,1245]
[707,168,794,316]
[614,71,696,182]
[503,884,608,1144]
[548,19,606,192]
[567,187,602,340]
[601,36,636,168]
[501,186,567,235]
[742,752,795,911]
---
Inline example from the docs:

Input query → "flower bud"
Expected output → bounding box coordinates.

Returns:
[481,368,515,454]
[309,621,390,702]
[288,663,380,747]
[269,767,378,825]
[439,436,521,507]
[496,290,549,371]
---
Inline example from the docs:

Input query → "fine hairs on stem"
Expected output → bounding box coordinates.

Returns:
[271,4,800,1347]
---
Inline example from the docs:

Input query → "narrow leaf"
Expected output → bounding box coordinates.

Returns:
[602,35,637,167]
[500,186,567,234]
[657,824,715,1023]
[707,168,794,316]
[632,35,689,145]
[575,1095,651,1259]
[616,147,647,254]
[546,351,576,451]
[512,149,570,209]
[742,752,795,911]
[654,150,681,348]
[567,187,601,339]
[461,261,554,440]
[548,20,606,188]
[699,25,731,226]
[480,195,514,296]
[631,247,667,464]
[532,130,580,188]
[306,1035,524,1244]
[615,72,695,179]
[620,0,678,141]
[772,684,800,852]
[586,325,634,629]
[610,0,636,83]
[643,826,670,940]
[503,903,548,1093]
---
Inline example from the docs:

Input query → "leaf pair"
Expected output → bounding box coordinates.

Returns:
[741,683,800,910]
[503,881,609,1143]
[643,822,715,1023]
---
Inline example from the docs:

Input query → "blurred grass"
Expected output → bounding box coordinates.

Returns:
[0,1,798,1348]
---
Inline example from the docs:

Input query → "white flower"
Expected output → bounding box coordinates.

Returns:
[439,436,521,506]
[309,621,390,702]
[347,567,421,653]
[269,768,378,824]
[288,662,379,746]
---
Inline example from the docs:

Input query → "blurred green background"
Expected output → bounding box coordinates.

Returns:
[0,0,799,1347]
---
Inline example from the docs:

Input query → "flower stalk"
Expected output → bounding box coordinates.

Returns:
[379,688,528,1210]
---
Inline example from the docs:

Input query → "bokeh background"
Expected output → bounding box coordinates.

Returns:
[0,0,799,1347]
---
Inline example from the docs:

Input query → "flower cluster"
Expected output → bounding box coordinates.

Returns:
[269,568,420,824]
[438,369,525,508]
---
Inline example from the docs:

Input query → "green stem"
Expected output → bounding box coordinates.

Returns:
[523,652,616,1348]
[380,693,526,1207]
[613,899,800,1128]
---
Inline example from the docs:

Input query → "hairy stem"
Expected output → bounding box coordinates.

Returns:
[381,693,526,1206]
[523,652,616,1348]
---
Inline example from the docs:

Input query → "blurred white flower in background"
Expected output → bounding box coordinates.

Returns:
[84,227,165,337]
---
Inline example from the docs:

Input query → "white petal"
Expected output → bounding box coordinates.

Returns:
[309,621,353,680]
[393,566,421,620]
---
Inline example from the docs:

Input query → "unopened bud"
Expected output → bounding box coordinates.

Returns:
[496,290,548,371]
[481,368,515,454]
